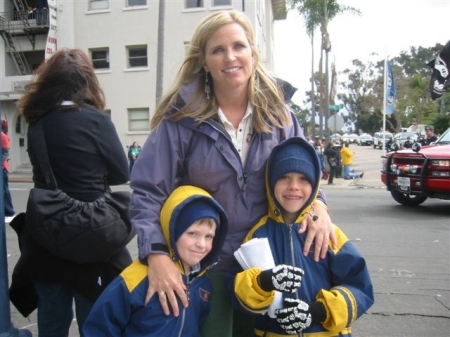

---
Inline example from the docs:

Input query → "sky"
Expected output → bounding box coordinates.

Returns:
[273,0,450,106]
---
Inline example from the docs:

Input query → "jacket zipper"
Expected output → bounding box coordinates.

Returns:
[177,279,191,337]
[288,224,303,337]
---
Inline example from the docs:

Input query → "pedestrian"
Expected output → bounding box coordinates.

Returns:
[323,141,338,185]
[129,10,337,337]
[2,119,15,223]
[420,125,438,145]
[127,141,141,173]
[340,142,364,180]
[13,47,132,336]
[83,185,228,336]
[232,137,374,336]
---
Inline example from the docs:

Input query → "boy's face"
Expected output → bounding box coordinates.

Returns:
[176,219,217,273]
[274,172,312,223]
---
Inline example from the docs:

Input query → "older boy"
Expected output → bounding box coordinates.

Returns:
[83,185,228,336]
[232,137,374,336]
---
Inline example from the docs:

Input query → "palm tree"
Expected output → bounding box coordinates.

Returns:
[288,0,360,140]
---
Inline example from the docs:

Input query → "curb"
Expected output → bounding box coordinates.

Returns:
[9,174,33,183]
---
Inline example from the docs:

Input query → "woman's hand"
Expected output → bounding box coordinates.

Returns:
[298,200,336,262]
[145,254,188,316]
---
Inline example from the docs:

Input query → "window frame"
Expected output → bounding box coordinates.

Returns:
[185,0,204,9]
[127,0,147,7]
[128,108,150,132]
[212,0,231,7]
[127,45,148,68]
[90,47,110,70]
[89,0,109,11]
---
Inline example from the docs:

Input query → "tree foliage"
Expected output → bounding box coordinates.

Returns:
[336,43,450,134]
[288,0,361,138]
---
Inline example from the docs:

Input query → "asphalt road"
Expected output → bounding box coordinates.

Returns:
[3,143,450,336]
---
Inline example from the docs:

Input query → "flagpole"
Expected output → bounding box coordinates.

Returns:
[382,56,387,156]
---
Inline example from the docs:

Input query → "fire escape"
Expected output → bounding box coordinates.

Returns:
[0,0,49,75]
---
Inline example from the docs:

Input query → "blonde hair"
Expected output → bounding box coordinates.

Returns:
[151,10,290,133]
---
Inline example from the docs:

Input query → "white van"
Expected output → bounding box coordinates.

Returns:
[407,124,426,136]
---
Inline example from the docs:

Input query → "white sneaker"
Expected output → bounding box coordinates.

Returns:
[5,216,15,223]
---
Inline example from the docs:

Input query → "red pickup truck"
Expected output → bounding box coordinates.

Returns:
[381,127,450,206]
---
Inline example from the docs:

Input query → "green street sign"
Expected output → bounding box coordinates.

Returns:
[329,104,343,111]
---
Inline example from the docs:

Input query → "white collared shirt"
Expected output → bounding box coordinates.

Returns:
[217,103,253,166]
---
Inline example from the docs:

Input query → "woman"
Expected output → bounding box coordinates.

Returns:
[129,10,336,337]
[14,48,132,336]
[128,141,141,173]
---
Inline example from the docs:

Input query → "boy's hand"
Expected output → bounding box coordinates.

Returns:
[275,298,312,334]
[258,265,304,293]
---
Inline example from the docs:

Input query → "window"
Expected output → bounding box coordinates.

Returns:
[127,0,147,6]
[128,108,150,131]
[90,48,109,70]
[89,0,109,10]
[186,0,203,9]
[212,0,231,6]
[127,45,148,68]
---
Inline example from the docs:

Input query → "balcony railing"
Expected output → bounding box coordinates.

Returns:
[0,9,49,32]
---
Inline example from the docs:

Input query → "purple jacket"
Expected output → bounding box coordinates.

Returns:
[129,80,321,270]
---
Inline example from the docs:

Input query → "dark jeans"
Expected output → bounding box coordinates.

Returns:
[3,169,15,216]
[35,282,94,337]
[328,165,336,184]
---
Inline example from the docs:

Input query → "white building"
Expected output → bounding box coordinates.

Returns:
[0,0,287,173]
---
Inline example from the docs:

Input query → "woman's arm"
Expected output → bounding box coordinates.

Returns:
[129,121,191,315]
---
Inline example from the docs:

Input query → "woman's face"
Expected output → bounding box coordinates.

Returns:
[202,23,254,94]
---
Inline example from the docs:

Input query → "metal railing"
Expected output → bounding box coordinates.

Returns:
[0,9,49,32]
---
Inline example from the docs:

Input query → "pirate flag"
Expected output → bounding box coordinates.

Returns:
[427,40,450,100]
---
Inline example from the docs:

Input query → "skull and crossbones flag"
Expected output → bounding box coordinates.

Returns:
[427,40,450,100]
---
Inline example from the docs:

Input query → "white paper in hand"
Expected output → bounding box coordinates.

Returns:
[233,238,283,318]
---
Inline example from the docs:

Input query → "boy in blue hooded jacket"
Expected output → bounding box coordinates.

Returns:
[232,137,374,336]
[83,185,228,336]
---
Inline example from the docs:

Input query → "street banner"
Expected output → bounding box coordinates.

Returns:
[45,0,57,61]
[385,60,396,115]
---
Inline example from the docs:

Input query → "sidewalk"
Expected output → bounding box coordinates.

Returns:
[320,169,385,190]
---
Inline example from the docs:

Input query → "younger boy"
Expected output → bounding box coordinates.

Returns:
[83,185,228,336]
[232,137,374,336]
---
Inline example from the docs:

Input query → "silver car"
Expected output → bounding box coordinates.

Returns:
[357,133,373,146]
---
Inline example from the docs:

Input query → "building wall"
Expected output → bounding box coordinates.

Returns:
[0,0,282,172]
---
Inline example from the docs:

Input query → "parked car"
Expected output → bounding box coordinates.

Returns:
[373,132,393,149]
[348,133,359,143]
[340,133,349,143]
[357,133,373,146]
[381,127,450,206]
[330,133,342,143]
